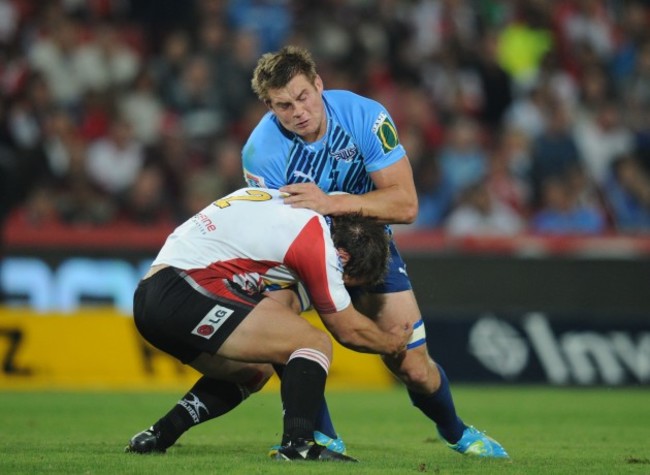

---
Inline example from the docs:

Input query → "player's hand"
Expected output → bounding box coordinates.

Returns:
[280,183,333,215]
[385,322,412,357]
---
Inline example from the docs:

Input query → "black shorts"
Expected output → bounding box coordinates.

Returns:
[132,267,264,364]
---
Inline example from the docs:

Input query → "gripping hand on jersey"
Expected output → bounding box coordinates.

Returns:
[280,183,342,216]
[386,321,413,358]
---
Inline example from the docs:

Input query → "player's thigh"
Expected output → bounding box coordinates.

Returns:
[217,297,332,364]
[374,290,422,328]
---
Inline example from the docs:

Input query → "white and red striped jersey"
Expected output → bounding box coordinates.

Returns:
[152,188,350,314]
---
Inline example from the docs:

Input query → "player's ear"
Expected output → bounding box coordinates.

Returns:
[314,75,324,93]
[336,248,351,266]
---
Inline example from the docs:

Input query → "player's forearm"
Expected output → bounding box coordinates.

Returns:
[322,309,407,355]
[335,325,403,355]
[328,187,418,224]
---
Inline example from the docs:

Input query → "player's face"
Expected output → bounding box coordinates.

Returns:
[266,74,327,143]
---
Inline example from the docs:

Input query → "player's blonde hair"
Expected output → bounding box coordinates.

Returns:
[251,45,318,103]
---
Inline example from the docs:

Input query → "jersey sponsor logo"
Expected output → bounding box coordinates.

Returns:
[371,112,399,153]
[329,145,358,163]
[191,212,216,233]
[191,304,234,339]
[244,169,266,188]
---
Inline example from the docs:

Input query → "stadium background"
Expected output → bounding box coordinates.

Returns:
[1,0,649,390]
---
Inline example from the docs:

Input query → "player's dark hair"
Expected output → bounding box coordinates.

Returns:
[330,213,389,287]
[251,45,318,103]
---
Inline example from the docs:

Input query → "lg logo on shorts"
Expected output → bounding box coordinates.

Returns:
[191,304,234,339]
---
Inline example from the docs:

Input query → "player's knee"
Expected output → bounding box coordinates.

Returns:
[388,351,439,392]
[401,365,432,389]
[300,327,333,360]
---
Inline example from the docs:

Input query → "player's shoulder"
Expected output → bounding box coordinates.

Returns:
[324,89,384,113]
[324,89,389,136]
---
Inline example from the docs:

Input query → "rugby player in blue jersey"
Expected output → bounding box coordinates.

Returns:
[242,45,509,459]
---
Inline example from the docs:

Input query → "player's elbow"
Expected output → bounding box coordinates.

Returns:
[402,202,418,224]
[398,196,418,224]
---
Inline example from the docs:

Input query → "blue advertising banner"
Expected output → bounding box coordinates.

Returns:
[425,312,650,386]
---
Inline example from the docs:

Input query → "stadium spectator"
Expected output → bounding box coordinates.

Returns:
[534,50,579,109]
[15,108,90,215]
[0,0,18,44]
[484,137,530,218]
[438,116,488,197]
[573,100,635,186]
[85,115,145,197]
[530,174,606,235]
[619,40,650,123]
[529,100,583,207]
[473,28,514,132]
[218,28,263,123]
[445,180,525,236]
[496,125,532,182]
[610,1,650,85]
[54,137,115,226]
[27,17,85,106]
[602,154,650,232]
[576,62,615,114]
[553,0,616,70]
[77,90,112,142]
[406,0,478,61]
[149,29,192,106]
[72,21,140,95]
[143,120,206,222]
[411,154,455,229]
[420,42,483,122]
[125,187,409,461]
[503,84,548,140]
[118,68,165,146]
[121,164,169,225]
[208,137,247,197]
[226,0,293,55]
[495,1,553,92]
[167,54,226,145]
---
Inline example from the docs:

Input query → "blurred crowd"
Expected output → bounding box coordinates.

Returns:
[2,0,650,237]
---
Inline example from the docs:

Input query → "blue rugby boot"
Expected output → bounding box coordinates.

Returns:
[313,430,347,454]
[446,426,509,459]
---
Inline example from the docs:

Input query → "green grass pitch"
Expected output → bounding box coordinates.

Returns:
[1,386,648,474]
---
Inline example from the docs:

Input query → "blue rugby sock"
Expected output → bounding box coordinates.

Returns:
[408,364,466,444]
[315,400,337,439]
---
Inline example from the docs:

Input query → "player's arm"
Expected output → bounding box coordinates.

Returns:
[281,156,418,224]
[318,304,412,357]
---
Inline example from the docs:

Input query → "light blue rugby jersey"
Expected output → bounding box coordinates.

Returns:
[242,90,406,194]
